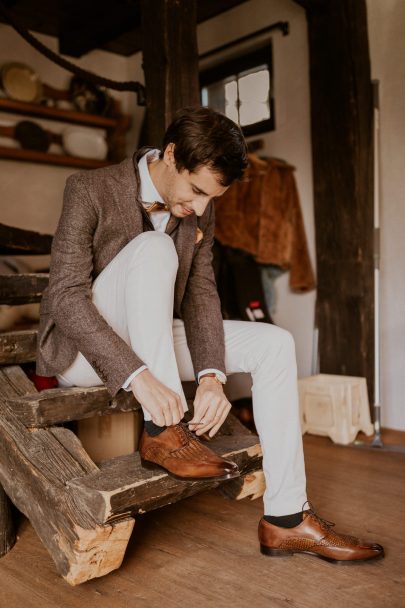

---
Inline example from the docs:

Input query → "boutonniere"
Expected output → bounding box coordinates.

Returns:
[195,227,204,244]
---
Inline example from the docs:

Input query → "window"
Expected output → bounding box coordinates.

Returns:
[200,43,275,137]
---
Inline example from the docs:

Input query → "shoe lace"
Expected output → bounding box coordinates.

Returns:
[174,422,197,446]
[302,500,336,531]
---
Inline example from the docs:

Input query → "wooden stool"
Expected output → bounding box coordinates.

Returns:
[298,373,374,445]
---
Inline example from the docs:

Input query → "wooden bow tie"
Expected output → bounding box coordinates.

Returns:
[145,202,169,213]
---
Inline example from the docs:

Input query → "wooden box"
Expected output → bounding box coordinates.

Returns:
[298,374,374,445]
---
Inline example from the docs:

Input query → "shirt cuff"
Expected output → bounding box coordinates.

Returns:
[122,365,148,391]
[197,368,227,384]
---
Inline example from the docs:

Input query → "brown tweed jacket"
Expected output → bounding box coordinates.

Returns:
[36,147,226,396]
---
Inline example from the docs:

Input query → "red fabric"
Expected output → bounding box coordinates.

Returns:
[26,371,58,391]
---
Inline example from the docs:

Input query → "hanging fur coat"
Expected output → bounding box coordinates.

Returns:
[214,154,316,292]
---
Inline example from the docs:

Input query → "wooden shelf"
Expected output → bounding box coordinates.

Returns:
[0,145,111,169]
[0,97,125,130]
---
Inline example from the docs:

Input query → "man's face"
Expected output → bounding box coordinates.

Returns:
[161,144,229,218]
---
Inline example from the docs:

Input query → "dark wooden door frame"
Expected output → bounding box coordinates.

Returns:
[294,0,374,405]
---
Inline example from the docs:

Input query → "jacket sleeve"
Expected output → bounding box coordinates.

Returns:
[48,173,146,396]
[180,201,226,380]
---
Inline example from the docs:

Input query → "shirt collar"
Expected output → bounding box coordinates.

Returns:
[138,149,165,205]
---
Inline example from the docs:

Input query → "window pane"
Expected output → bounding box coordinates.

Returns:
[201,80,227,114]
[238,69,270,126]
[224,79,239,123]
[238,69,269,103]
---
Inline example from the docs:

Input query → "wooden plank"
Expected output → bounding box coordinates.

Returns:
[140,0,200,146]
[0,223,52,256]
[67,433,262,523]
[0,273,49,305]
[0,329,37,365]
[7,385,141,427]
[306,0,374,403]
[0,146,111,170]
[0,366,135,584]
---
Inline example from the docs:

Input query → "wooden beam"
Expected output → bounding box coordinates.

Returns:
[67,433,262,522]
[140,0,200,147]
[0,274,49,305]
[0,223,52,256]
[306,0,374,403]
[0,329,37,365]
[7,384,141,427]
[0,367,135,585]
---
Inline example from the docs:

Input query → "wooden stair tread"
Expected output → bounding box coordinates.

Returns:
[0,273,49,305]
[67,433,262,523]
[0,223,52,256]
[7,384,141,427]
[0,329,38,364]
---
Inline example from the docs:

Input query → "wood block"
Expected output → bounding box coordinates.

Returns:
[77,409,144,462]
[219,469,265,501]
[8,384,141,427]
[0,273,49,305]
[0,329,37,365]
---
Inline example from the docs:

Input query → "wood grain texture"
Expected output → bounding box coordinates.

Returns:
[7,384,141,427]
[0,273,49,305]
[0,366,135,583]
[0,222,52,256]
[307,0,375,404]
[0,429,403,606]
[140,0,200,146]
[68,433,262,522]
[0,329,38,365]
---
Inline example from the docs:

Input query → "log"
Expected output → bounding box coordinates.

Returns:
[0,329,37,365]
[305,0,374,403]
[0,223,52,256]
[7,385,141,427]
[0,273,49,305]
[140,0,200,146]
[67,433,262,523]
[219,469,265,501]
[0,367,135,584]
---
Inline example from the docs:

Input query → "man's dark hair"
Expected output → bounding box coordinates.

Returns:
[161,106,248,186]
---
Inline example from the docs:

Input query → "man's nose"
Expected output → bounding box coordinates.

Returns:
[192,198,210,216]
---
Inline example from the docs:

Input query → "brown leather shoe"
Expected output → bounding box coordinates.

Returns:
[139,422,240,481]
[259,505,384,563]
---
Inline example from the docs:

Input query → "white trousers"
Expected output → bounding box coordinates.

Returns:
[57,232,307,515]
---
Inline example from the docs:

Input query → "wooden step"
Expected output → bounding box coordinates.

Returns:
[0,329,37,365]
[67,432,262,524]
[7,384,141,427]
[0,223,52,256]
[0,273,49,305]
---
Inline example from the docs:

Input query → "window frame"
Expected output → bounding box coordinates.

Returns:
[199,42,275,137]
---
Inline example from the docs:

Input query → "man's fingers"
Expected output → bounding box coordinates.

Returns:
[194,402,221,435]
[175,393,184,424]
[208,404,231,438]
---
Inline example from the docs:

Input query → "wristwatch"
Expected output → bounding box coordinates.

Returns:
[199,372,227,385]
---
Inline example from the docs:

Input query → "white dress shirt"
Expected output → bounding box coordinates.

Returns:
[122,149,226,391]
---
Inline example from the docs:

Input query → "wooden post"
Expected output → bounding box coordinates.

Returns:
[0,485,16,557]
[140,0,200,147]
[302,0,374,403]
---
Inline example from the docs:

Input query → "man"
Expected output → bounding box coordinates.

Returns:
[37,106,384,562]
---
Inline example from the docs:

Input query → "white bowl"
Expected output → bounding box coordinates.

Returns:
[62,127,108,160]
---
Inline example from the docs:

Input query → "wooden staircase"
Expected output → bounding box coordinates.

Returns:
[0,223,264,585]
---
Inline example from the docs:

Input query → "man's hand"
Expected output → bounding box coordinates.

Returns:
[130,369,184,427]
[188,378,231,438]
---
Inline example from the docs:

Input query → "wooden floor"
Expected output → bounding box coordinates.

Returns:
[0,429,404,608]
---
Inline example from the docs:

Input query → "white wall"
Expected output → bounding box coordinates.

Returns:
[367,0,405,430]
[198,0,316,382]
[0,23,144,270]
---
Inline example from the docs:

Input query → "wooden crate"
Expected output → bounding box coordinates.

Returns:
[298,374,374,445]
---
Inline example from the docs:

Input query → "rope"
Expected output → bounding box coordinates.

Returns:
[0,0,146,104]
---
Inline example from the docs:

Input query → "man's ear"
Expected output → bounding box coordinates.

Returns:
[163,143,176,168]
